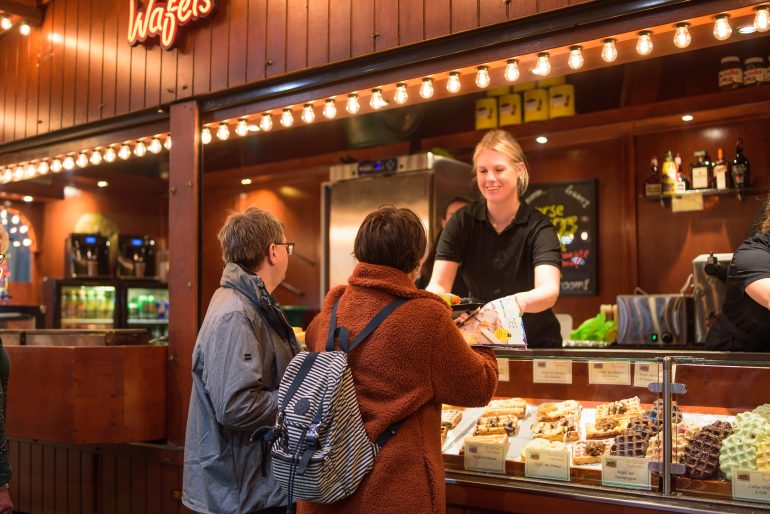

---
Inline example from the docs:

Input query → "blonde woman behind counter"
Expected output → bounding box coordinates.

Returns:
[427,130,563,347]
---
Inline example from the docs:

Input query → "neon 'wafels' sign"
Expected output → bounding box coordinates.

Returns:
[128,0,215,50]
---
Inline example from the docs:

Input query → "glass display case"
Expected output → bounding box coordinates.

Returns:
[43,278,118,329]
[442,350,770,513]
[122,283,169,339]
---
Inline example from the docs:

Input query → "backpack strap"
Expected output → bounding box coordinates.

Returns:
[279,352,319,411]
[325,296,409,353]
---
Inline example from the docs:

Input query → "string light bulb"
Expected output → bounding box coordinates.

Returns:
[568,46,584,70]
[419,78,434,99]
[475,66,490,88]
[673,23,691,48]
[63,155,76,170]
[713,14,732,41]
[280,108,294,127]
[0,17,11,31]
[754,6,770,32]
[19,22,30,36]
[323,99,337,119]
[394,83,408,105]
[76,152,89,168]
[51,158,63,173]
[25,163,36,177]
[531,52,551,76]
[90,149,103,165]
[369,89,386,109]
[13,167,23,180]
[103,147,117,163]
[346,94,360,114]
[636,30,653,56]
[216,122,230,141]
[164,135,172,150]
[446,72,461,93]
[118,144,131,160]
[260,113,273,132]
[134,140,147,157]
[601,38,618,62]
[301,103,315,123]
[504,59,520,82]
[148,137,163,153]
[235,118,249,136]
[201,127,212,144]
[37,161,49,175]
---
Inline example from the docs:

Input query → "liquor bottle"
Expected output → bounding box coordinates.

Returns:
[690,150,712,190]
[644,157,662,197]
[730,138,750,189]
[674,153,690,192]
[711,147,731,190]
[661,151,677,194]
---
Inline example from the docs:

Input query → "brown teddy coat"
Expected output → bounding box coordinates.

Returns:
[297,263,499,514]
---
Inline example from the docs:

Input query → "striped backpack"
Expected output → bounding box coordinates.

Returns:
[255,296,409,513]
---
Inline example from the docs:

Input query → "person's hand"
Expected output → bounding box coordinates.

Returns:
[0,488,14,514]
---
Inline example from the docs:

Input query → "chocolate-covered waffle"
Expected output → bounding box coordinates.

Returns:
[475,413,518,436]
[625,416,660,439]
[573,439,613,465]
[595,397,643,424]
[645,398,683,426]
[610,429,650,457]
[531,416,579,442]
[682,420,733,479]
[585,417,627,439]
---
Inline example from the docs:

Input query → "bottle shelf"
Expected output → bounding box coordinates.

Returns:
[644,187,766,202]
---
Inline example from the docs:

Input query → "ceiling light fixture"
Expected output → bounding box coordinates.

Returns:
[301,103,315,123]
[419,78,434,99]
[201,127,212,144]
[504,59,520,82]
[260,113,273,131]
[568,46,584,70]
[446,72,461,93]
[216,122,230,141]
[475,66,491,88]
[323,99,337,119]
[755,5,770,32]
[713,14,732,40]
[636,30,653,56]
[531,52,551,76]
[235,118,249,137]
[601,38,618,62]
[346,94,360,114]
[673,22,692,48]
[394,83,408,104]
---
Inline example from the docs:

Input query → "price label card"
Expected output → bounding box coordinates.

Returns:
[633,362,660,388]
[601,455,651,490]
[733,469,770,504]
[463,441,507,474]
[497,359,510,382]
[671,193,704,213]
[589,361,631,385]
[532,359,573,384]
[525,448,570,481]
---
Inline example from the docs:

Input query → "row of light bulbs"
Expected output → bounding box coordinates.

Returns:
[0,134,172,185]
[0,16,31,36]
[200,8,770,144]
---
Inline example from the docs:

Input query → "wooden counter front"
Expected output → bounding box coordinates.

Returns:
[6,345,167,444]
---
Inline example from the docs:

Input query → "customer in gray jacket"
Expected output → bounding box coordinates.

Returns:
[183,207,299,514]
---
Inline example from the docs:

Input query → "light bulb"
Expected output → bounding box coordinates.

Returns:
[90,149,103,165]
[260,113,273,132]
[118,144,131,160]
[26,163,36,177]
[323,99,337,119]
[37,161,49,175]
[394,83,408,104]
[636,31,653,56]
[103,147,116,162]
[19,225,28,233]
[601,38,618,62]
[164,135,172,150]
[201,127,212,144]
[216,122,230,141]
[673,23,691,48]
[369,89,385,109]
[19,22,30,36]
[713,14,732,41]
[1,170,11,183]
[346,94,360,114]
[0,17,11,31]
[280,108,294,127]
[51,158,63,173]
[755,6,770,32]
[504,59,520,82]
[475,66,490,88]
[419,78,434,99]
[235,118,249,136]
[446,72,461,93]
[76,152,89,168]
[13,167,23,180]
[532,52,551,76]
[567,46,584,70]
[301,103,315,123]
[148,137,163,153]
[97,180,108,188]
[134,141,147,157]
[63,155,76,170]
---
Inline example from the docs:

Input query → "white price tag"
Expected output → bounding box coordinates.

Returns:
[671,193,704,213]
[633,362,660,388]
[532,359,572,384]
[525,448,570,481]
[601,455,651,490]
[463,441,507,474]
[589,361,631,385]
[496,359,510,382]
[733,469,770,504]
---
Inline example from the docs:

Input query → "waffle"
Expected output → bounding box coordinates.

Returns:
[520,438,567,461]
[624,416,660,439]
[595,397,642,423]
[531,416,579,442]
[682,421,733,479]
[572,439,613,465]
[459,433,509,454]
[645,399,683,426]
[585,417,628,439]
[645,422,698,461]
[441,409,463,429]
[720,432,761,476]
[756,435,770,471]
[475,414,518,436]
[441,426,448,445]
[732,411,770,439]
[753,404,770,424]
[483,397,527,419]
[536,400,581,422]
[610,429,649,457]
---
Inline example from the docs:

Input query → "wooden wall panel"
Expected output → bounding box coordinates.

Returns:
[145,45,162,109]
[129,41,147,112]
[0,33,12,142]
[450,0,477,34]
[87,0,104,123]
[425,0,451,38]
[479,0,508,27]
[74,0,91,127]
[246,0,269,81]
[307,0,329,67]
[115,0,132,115]
[374,0,398,52]
[327,0,351,63]
[351,0,374,58]
[209,0,230,91]
[398,0,424,45]
[266,0,288,77]
[161,47,179,105]
[14,30,28,141]
[61,0,78,129]
[286,0,308,73]
[101,0,118,119]
[228,0,248,87]
[539,0,571,11]
[192,19,212,96]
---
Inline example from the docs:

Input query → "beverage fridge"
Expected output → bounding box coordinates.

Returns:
[120,280,169,339]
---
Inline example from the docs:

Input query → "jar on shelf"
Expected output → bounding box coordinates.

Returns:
[719,56,743,90]
[744,57,766,86]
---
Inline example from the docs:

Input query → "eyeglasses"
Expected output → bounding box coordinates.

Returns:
[275,242,295,256]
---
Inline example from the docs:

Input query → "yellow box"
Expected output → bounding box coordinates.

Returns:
[523,89,549,123]
[549,84,575,118]
[512,81,536,93]
[486,86,511,97]
[498,94,522,126]
[536,76,566,89]
[475,98,498,130]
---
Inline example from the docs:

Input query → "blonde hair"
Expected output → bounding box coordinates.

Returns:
[762,193,770,235]
[472,129,529,197]
[217,207,284,269]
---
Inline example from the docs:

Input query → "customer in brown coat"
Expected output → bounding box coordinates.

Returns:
[298,205,499,514]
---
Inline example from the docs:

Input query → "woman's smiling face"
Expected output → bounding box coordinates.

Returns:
[475,148,522,204]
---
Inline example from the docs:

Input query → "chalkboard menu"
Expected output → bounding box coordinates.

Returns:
[524,179,597,296]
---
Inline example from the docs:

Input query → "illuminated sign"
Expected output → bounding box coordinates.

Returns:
[128,0,216,51]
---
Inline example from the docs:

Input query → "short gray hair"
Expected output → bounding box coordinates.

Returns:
[217,207,284,269]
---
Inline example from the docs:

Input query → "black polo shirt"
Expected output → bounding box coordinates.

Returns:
[436,199,563,347]
[705,232,770,351]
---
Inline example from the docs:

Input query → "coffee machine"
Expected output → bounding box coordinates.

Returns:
[117,235,156,279]
[65,234,111,278]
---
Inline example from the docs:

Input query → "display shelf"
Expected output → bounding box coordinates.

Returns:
[61,318,113,324]
[643,187,767,203]
[127,319,169,325]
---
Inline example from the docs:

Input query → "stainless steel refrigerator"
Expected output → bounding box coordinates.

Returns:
[322,152,474,294]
